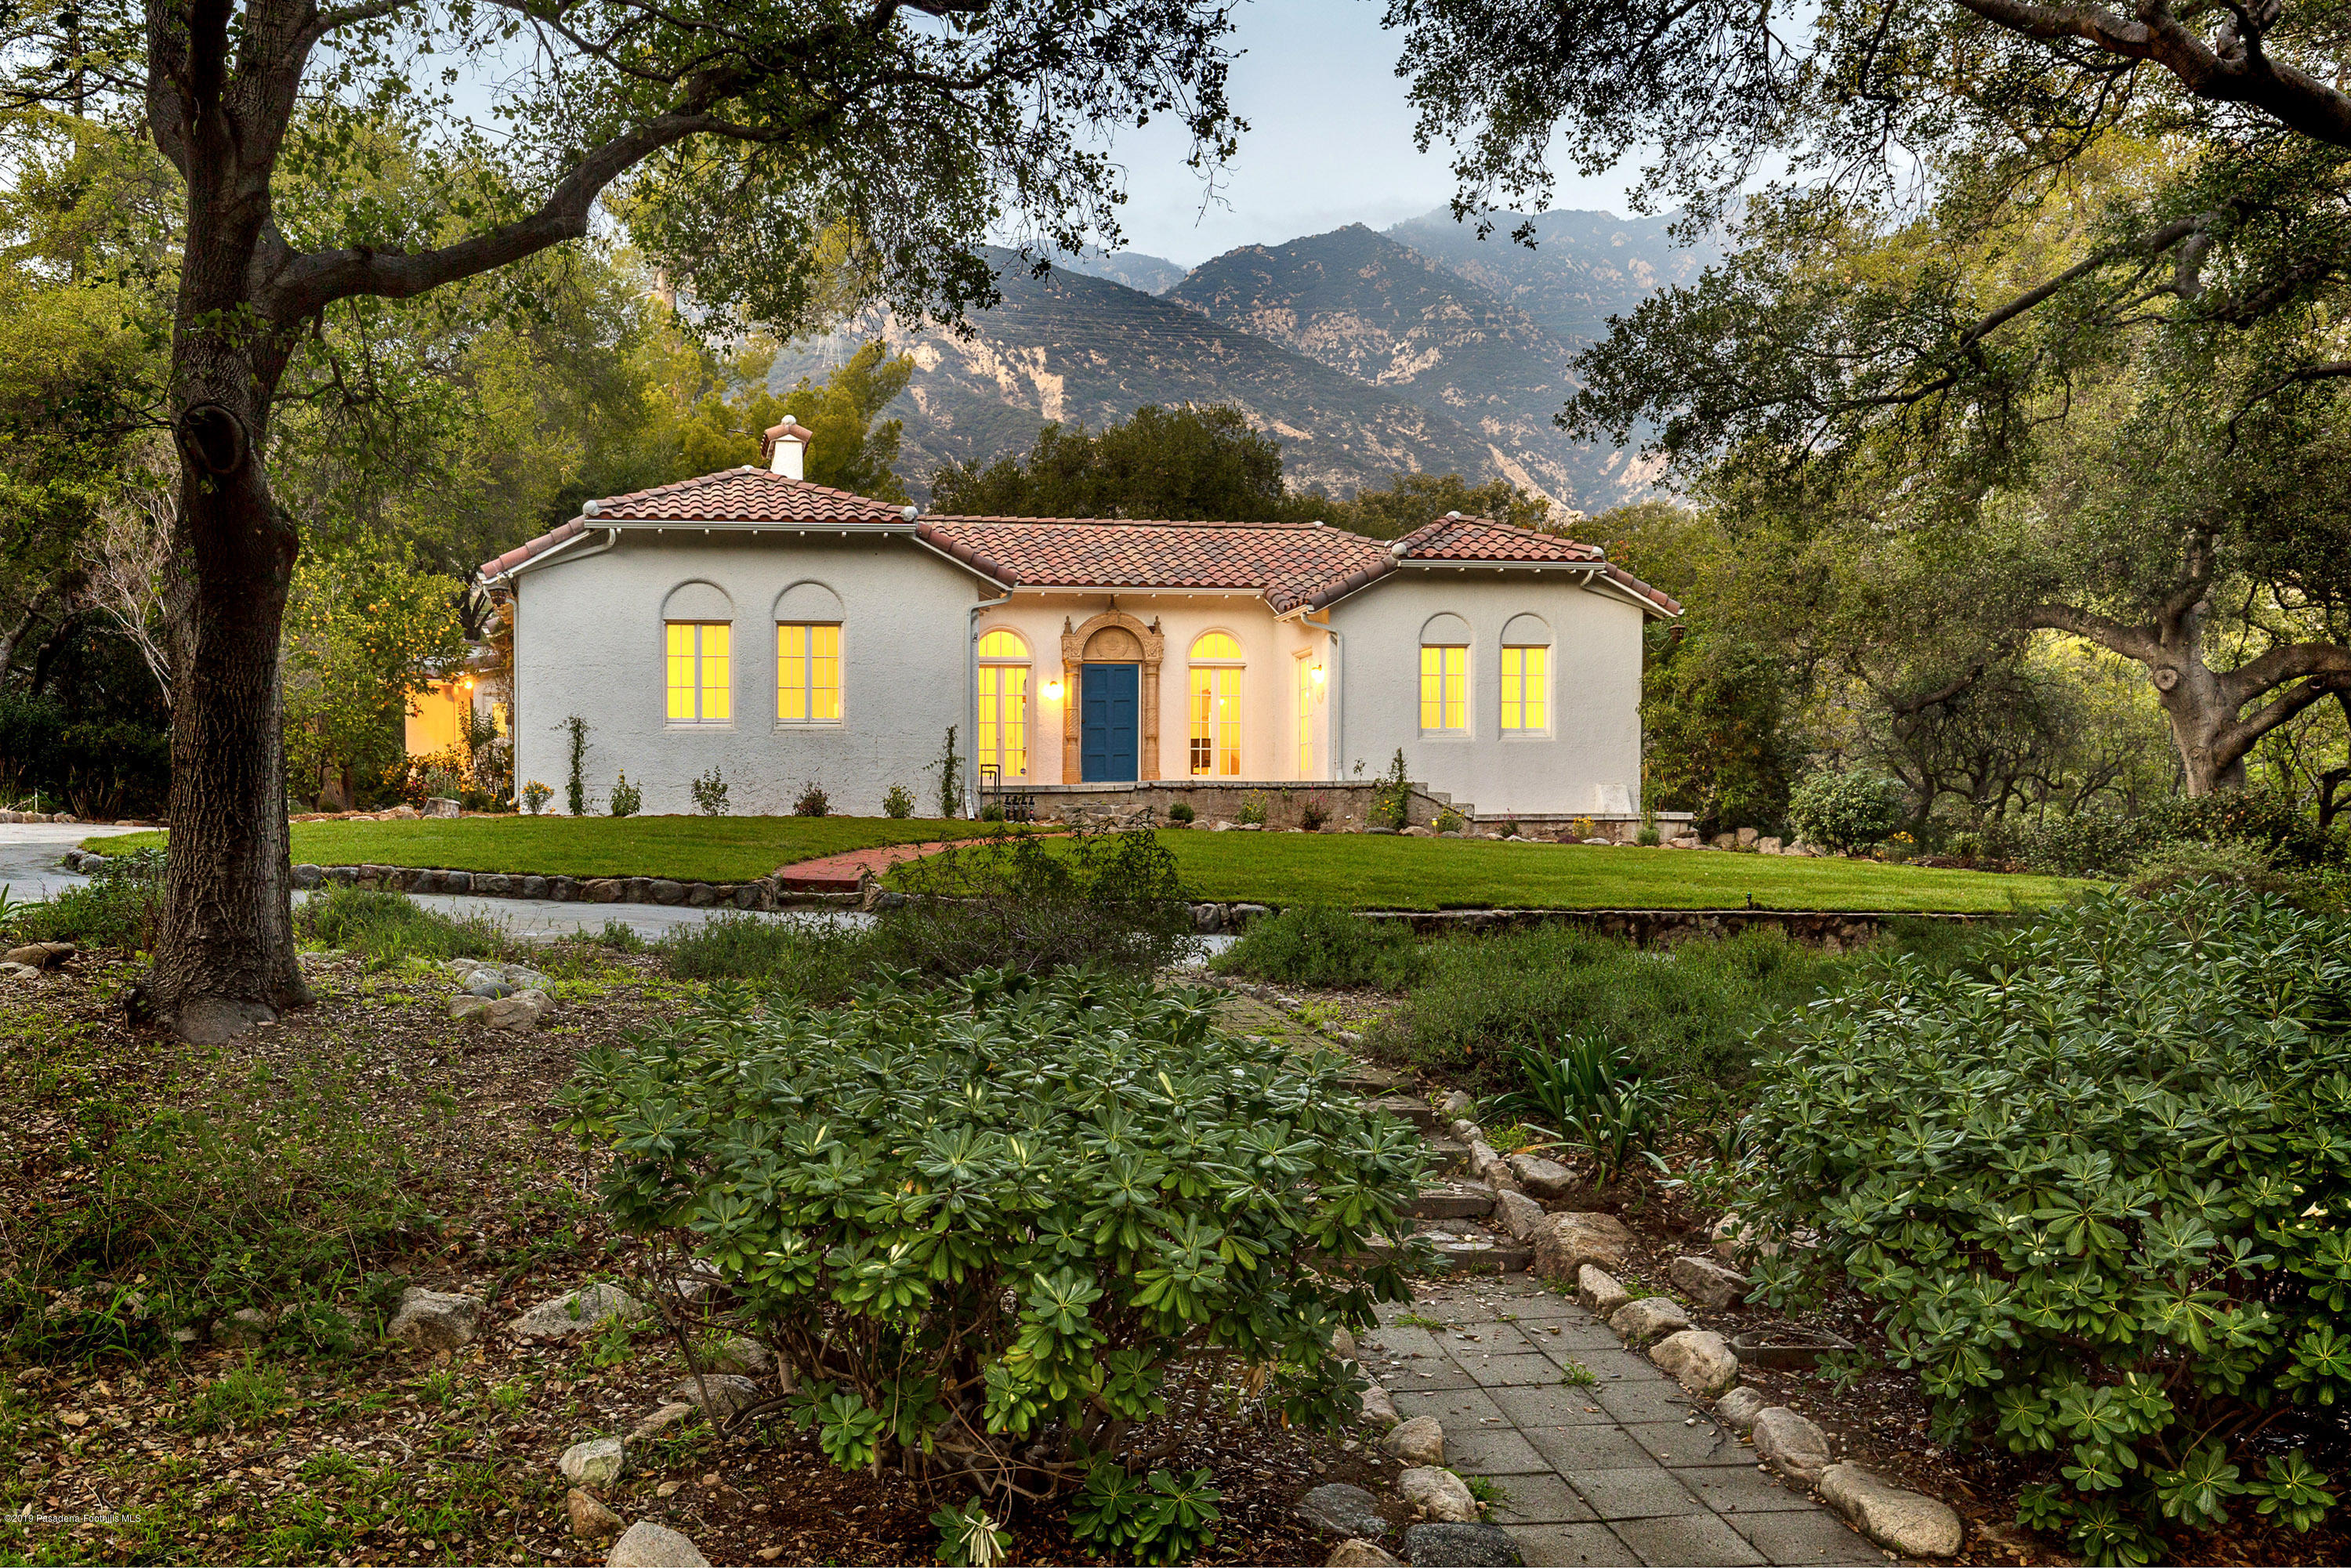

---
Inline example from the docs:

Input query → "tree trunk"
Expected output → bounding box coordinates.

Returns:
[2150,658,2248,797]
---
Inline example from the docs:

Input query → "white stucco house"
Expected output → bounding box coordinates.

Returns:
[475,418,1679,822]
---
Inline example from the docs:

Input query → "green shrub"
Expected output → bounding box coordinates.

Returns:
[1237,792,1269,826]
[560,969,1421,1515]
[2124,839,2287,897]
[297,885,511,965]
[1212,905,1425,990]
[520,780,553,815]
[1785,768,1906,854]
[1635,827,1661,847]
[690,766,730,816]
[1390,923,1857,1098]
[1369,748,1411,831]
[1744,884,2351,1565]
[888,827,1196,980]
[2017,790,2346,878]
[1433,808,1465,834]
[792,780,831,817]
[882,783,916,820]
[608,770,640,817]
[657,912,870,1001]
[1501,1037,1675,1186]
[1167,801,1195,824]
[1070,1462,1223,1565]
[10,848,164,950]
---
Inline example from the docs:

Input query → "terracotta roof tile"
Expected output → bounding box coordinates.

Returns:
[594,467,908,524]
[1393,514,1603,562]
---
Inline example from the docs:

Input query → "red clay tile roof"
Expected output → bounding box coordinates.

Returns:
[476,473,1679,615]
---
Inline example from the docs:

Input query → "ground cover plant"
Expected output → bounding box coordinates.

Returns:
[1741,882,2351,1566]
[1210,904,1426,990]
[2,846,165,951]
[1125,832,2089,912]
[88,815,991,882]
[294,885,514,968]
[560,967,1424,1538]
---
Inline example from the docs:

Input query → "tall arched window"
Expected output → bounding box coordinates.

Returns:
[1419,614,1470,735]
[1500,614,1552,735]
[663,581,734,726]
[776,582,843,725]
[1189,631,1244,777]
[976,628,1030,779]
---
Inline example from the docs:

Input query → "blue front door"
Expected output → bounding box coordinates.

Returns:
[1081,663,1140,781]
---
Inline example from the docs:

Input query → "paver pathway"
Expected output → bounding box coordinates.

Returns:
[1364,1273,1883,1566]
[774,838,967,890]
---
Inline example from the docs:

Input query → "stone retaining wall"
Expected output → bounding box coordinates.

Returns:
[285,861,859,911]
[1356,906,1976,950]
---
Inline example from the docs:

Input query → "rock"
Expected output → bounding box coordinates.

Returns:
[1714,1385,1767,1436]
[386,1287,484,1351]
[1332,1326,1358,1363]
[502,964,555,990]
[1493,1190,1547,1242]
[1737,827,1759,846]
[509,1283,643,1340]
[1757,837,1784,855]
[1402,1522,1523,1566]
[1503,1153,1576,1200]
[607,1520,711,1568]
[424,796,462,818]
[1532,1212,1632,1280]
[560,1436,625,1487]
[1669,1255,1750,1308]
[0,961,39,982]
[484,990,551,1030]
[215,1306,272,1345]
[1575,1265,1630,1319]
[647,879,686,905]
[1440,1089,1477,1117]
[708,1334,770,1374]
[1381,1415,1445,1465]
[669,1373,763,1420]
[464,978,516,998]
[3,941,74,969]
[1609,1297,1691,1345]
[449,994,494,1021]
[1752,1407,1833,1484]
[1232,903,1270,922]
[1650,1329,1741,1396]
[1359,1385,1400,1430]
[1298,1482,1388,1537]
[1396,1467,1476,1523]
[1464,1139,1509,1187]
[1328,1540,1403,1567]
[629,1402,697,1441]
[1712,1211,1774,1263]
[567,1488,624,1541]
[1409,1179,1499,1220]
[1819,1464,1964,1558]
[1192,903,1225,933]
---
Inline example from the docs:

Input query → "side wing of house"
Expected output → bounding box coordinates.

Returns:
[1328,570,1649,818]
[507,530,993,817]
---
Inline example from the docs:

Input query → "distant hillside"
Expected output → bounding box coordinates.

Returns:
[1165,224,1625,506]
[1386,208,1717,349]
[773,252,1513,503]
[1047,248,1186,294]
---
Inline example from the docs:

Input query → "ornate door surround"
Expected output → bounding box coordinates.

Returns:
[1062,609,1164,781]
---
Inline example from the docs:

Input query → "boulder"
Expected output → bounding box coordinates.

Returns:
[707,1334,771,1374]
[1298,1482,1389,1537]
[1757,837,1784,855]
[1669,1255,1750,1308]
[647,880,686,906]
[1608,1297,1691,1345]
[1713,1385,1767,1436]
[1192,904,1224,933]
[669,1373,763,1421]
[1232,903,1271,922]
[1503,1153,1576,1200]
[1712,1211,1770,1263]
[1818,1464,1963,1558]
[509,1283,643,1340]
[606,1521,711,1568]
[1650,1330,1740,1396]
[1332,1326,1358,1363]
[1752,1407,1833,1483]
[485,990,552,1030]
[423,797,462,817]
[559,1436,625,1487]
[1396,1467,1476,1523]
[1575,1266,1630,1320]
[1381,1415,1446,1465]
[1493,1190,1547,1242]
[1465,1141,1512,1189]
[1401,1522,1523,1565]
[3,941,74,969]
[1532,1212,1632,1281]
[386,1287,484,1351]
[464,978,516,999]
[1439,1089,1478,1117]
[1328,1540,1403,1567]
[1359,1385,1401,1430]
[567,1488,623,1540]
[1410,1180,1501,1221]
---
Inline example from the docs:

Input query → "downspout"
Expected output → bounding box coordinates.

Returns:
[967,588,1013,817]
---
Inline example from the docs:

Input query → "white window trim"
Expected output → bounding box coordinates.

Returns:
[665,619,735,730]
[1419,643,1472,738]
[1500,643,1554,739]
[976,639,1032,778]
[774,620,846,729]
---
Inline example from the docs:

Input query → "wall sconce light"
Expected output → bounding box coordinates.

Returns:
[1043,679,1066,701]
[459,676,475,691]
[1309,664,1327,686]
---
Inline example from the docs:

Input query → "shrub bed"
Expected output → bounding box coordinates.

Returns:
[1744,883,2351,1565]
[1211,905,1425,990]
[559,969,1422,1547]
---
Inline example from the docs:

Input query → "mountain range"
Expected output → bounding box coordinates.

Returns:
[770,207,1717,513]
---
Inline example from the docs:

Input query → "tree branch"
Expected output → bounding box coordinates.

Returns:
[2213,639,2351,712]
[2215,669,2351,758]
[2017,602,2158,661]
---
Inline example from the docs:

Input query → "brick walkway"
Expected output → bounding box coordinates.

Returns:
[1364,1276,1882,1567]
[773,840,965,891]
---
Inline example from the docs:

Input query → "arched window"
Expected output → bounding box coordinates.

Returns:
[1419,614,1470,735]
[662,581,734,725]
[1500,614,1552,735]
[976,628,1030,780]
[1189,631,1244,777]
[775,582,844,725]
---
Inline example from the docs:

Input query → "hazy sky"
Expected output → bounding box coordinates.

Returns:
[1096,1,1641,267]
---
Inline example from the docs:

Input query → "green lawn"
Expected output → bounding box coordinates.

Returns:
[1143,831,2092,911]
[89,815,989,882]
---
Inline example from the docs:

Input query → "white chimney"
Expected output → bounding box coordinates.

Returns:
[764,417,810,480]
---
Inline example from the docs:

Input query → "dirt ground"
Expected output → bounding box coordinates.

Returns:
[0,951,1389,1568]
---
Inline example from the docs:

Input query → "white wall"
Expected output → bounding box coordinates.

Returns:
[1329,572,1646,817]
[510,531,989,816]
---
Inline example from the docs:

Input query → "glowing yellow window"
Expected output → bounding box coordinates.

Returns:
[1419,644,1468,733]
[977,630,1030,778]
[1502,645,1549,733]
[1296,657,1315,777]
[777,622,842,723]
[1189,632,1244,777]
[665,621,731,724]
